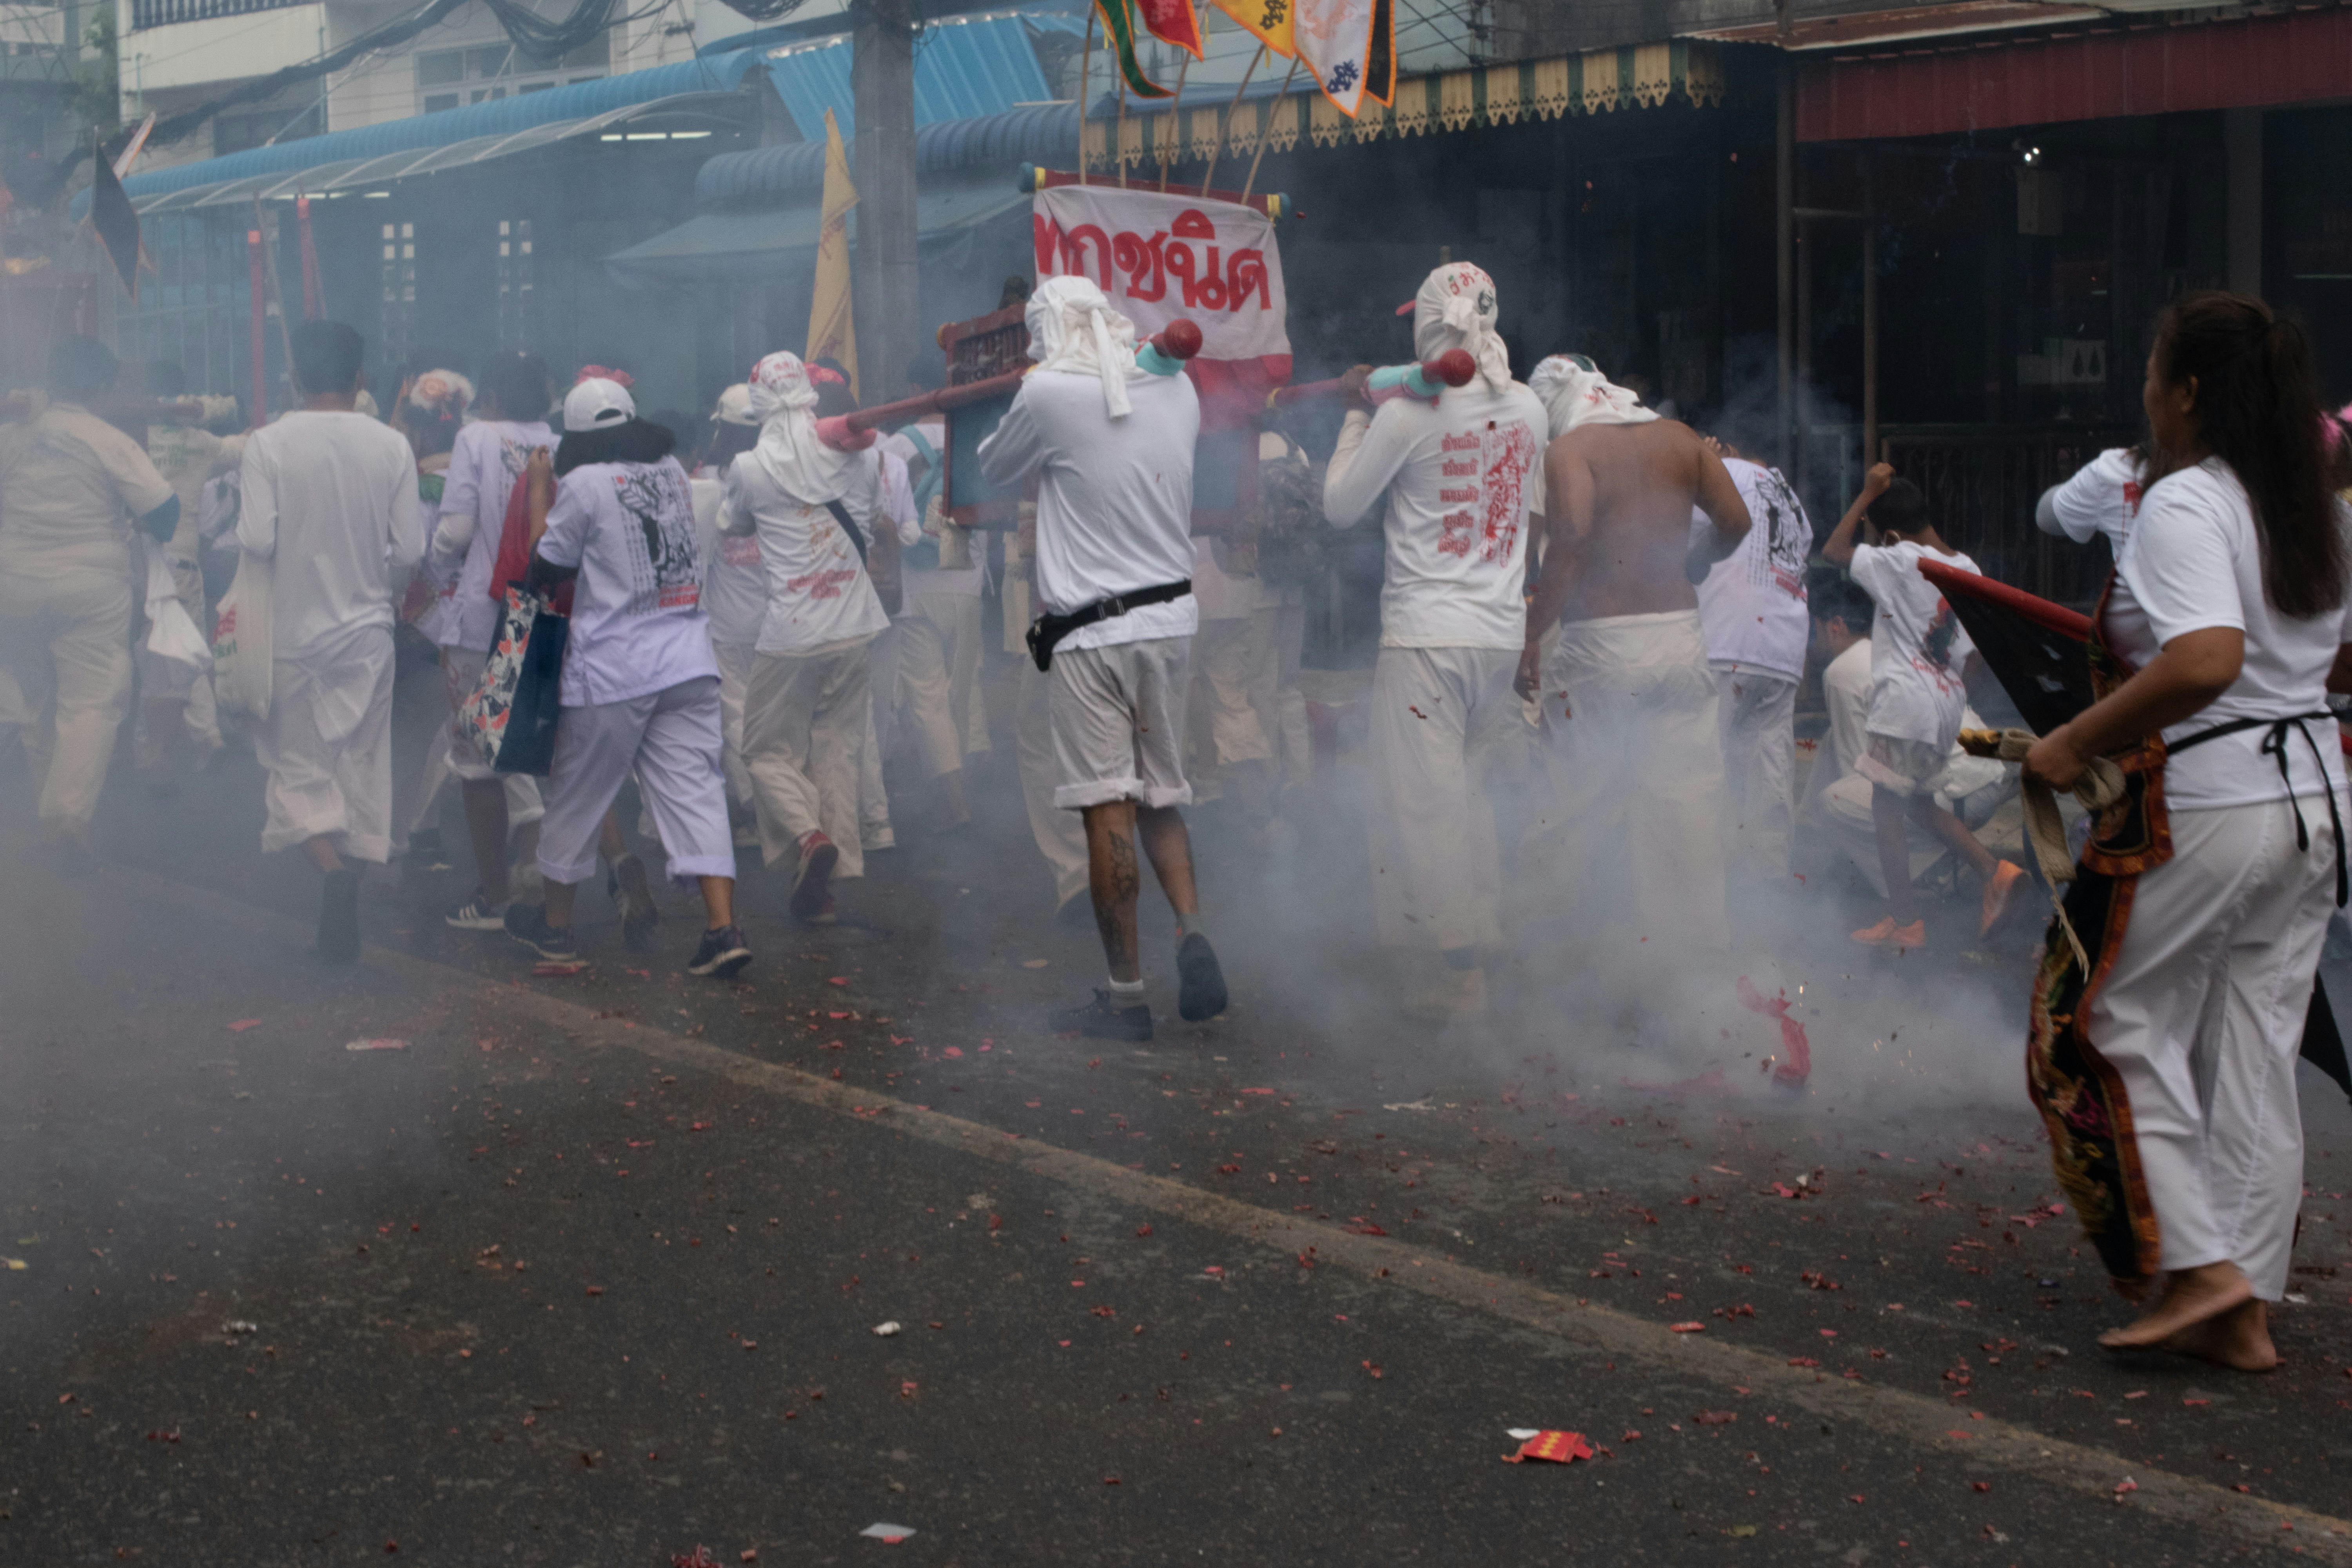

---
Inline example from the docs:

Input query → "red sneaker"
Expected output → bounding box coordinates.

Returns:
[1852,916,1926,949]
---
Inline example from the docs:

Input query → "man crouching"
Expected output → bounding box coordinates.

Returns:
[977,278,1227,1040]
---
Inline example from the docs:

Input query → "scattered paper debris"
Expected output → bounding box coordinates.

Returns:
[343,1038,408,1052]
[1504,1430,1594,1464]
[1383,1100,1436,1113]
[857,1524,916,1543]
[222,1319,258,1335]
[1669,1322,1705,1333]
[872,1321,902,1338]
[2,1258,25,1272]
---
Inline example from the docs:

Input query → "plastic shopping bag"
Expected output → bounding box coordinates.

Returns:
[144,551,212,674]
[210,550,273,720]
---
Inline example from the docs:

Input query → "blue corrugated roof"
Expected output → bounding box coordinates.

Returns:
[122,47,771,201]
[760,9,1083,141]
[696,100,1075,203]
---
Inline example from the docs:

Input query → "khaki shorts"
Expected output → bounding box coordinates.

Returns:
[1858,732,1951,797]
[1049,635,1193,811]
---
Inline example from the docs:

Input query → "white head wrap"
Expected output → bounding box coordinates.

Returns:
[1409,262,1512,396]
[1527,354,1659,440]
[407,368,474,420]
[746,350,857,505]
[1025,275,1140,418]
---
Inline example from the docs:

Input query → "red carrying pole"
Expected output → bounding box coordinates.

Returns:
[246,228,267,428]
[296,192,323,320]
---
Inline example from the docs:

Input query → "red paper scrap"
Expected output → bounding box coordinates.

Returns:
[1504,1430,1595,1465]
[1737,975,1812,1084]
[227,1019,262,1031]
[1669,1321,1705,1333]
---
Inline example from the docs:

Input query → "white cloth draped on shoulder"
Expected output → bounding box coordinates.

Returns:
[747,351,858,506]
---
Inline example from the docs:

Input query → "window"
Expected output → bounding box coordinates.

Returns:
[381,221,416,369]
[414,33,608,113]
[496,219,532,348]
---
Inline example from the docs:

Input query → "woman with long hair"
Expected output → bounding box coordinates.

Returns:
[2024,291,2352,1371]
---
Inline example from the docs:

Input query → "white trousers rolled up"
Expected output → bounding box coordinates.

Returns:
[537,676,734,887]
[1714,666,1798,880]
[1366,645,1517,953]
[2086,793,2340,1301]
[742,642,871,880]
[258,624,395,864]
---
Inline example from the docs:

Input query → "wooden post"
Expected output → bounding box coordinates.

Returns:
[1200,43,1266,197]
[1075,9,1093,185]
[1862,156,1879,468]
[1775,52,1793,470]
[853,0,921,400]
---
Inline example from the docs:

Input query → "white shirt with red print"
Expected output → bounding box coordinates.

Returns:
[2043,445,2144,554]
[1323,379,1548,650]
[1847,538,1981,749]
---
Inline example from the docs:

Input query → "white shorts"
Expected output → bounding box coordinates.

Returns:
[1049,635,1193,811]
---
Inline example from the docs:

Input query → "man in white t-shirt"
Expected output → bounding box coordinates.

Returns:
[690,385,766,844]
[236,320,425,961]
[1323,263,1548,1022]
[2036,444,2146,555]
[1692,440,1813,880]
[1823,464,2025,947]
[1521,352,1749,968]
[421,349,554,930]
[977,276,1227,1039]
[722,351,895,924]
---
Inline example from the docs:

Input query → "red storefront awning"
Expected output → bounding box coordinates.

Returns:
[1795,3,2352,142]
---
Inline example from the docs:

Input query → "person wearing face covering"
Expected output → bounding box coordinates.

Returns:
[722,351,891,925]
[1519,353,1750,965]
[1320,263,1550,1022]
[976,276,1228,1039]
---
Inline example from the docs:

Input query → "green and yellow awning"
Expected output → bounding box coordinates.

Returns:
[1082,41,1728,173]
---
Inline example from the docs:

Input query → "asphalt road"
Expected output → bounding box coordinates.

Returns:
[3,733,2349,1566]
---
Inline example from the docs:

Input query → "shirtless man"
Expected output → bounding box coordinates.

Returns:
[1519,355,1749,956]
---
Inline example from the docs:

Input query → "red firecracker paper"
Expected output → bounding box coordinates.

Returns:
[1505,1430,1595,1465]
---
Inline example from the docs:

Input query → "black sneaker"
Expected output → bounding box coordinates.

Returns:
[503,902,577,962]
[614,854,659,951]
[1177,932,1228,1022]
[688,925,753,978]
[317,869,361,965]
[1049,989,1152,1042]
[445,889,508,931]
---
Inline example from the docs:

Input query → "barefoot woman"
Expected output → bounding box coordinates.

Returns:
[2024,292,2352,1370]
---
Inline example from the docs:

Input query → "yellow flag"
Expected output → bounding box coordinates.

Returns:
[807,106,860,401]
[1209,0,1294,57]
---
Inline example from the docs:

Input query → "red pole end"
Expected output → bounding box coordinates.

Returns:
[1154,319,1203,361]
[1429,348,1477,387]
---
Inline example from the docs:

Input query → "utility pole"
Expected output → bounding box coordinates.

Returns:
[851,0,920,401]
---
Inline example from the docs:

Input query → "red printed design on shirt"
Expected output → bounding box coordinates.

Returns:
[1436,432,1481,557]
[787,567,862,601]
[1914,597,1965,694]
[2122,479,2143,518]
[1477,419,1536,565]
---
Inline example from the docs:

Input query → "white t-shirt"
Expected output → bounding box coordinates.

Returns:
[1693,457,1811,681]
[1812,638,2009,810]
[1321,380,1548,651]
[236,411,422,661]
[691,472,768,650]
[722,446,889,657]
[2105,458,2352,810]
[1847,538,1979,748]
[536,457,715,707]
[976,368,1200,653]
[433,419,555,652]
[2044,446,2144,552]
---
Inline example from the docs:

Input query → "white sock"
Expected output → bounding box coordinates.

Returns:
[1108,976,1145,1002]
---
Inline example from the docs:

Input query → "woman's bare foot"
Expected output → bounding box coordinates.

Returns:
[2112,1272,2156,1305]
[2159,1298,2278,1372]
[2099,1261,2253,1350]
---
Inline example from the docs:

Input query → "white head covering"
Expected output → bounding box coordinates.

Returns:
[1025,275,1140,418]
[1527,354,1658,440]
[407,368,474,421]
[563,376,636,432]
[746,350,857,504]
[1407,262,1512,395]
[712,383,757,427]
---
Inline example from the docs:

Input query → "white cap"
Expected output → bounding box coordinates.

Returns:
[713,383,757,426]
[563,376,635,432]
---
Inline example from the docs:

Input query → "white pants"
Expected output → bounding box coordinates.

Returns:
[743,642,871,879]
[0,565,132,828]
[1017,656,1089,907]
[1049,635,1194,811]
[712,640,757,806]
[859,624,895,836]
[257,625,395,864]
[538,677,735,887]
[440,644,544,824]
[1367,645,1517,952]
[2086,795,2340,1301]
[1714,666,1798,879]
[1539,610,1728,952]
[897,591,990,775]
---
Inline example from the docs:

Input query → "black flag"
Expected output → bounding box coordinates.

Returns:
[89,134,141,303]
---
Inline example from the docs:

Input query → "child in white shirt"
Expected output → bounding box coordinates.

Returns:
[1824,464,2026,947]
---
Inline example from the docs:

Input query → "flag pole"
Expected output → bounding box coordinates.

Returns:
[1075,7,1094,185]
[1241,51,1298,203]
[1199,41,1265,197]
[1116,70,1129,189]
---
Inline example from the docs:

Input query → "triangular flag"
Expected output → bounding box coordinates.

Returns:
[89,132,142,303]
[1134,0,1203,58]
[1092,0,1172,98]
[1293,0,1394,116]
[806,106,860,401]
[1209,0,1292,56]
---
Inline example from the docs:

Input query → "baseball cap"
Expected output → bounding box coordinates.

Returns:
[712,383,757,426]
[563,376,635,432]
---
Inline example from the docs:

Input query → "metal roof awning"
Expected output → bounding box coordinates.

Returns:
[1081,41,1729,174]
[129,95,742,214]
[1684,1,2103,52]
[604,180,1029,285]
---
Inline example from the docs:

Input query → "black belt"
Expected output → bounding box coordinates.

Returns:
[1024,579,1191,672]
[2169,710,2348,908]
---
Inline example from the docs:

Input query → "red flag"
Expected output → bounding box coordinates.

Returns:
[1134,0,1202,58]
